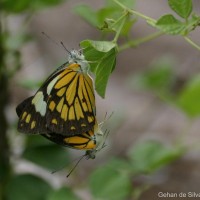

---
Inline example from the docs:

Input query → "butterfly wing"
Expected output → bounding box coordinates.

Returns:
[16,96,50,134]
[16,62,96,136]
[46,63,96,135]
[42,129,96,150]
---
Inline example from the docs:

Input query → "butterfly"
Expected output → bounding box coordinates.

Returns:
[42,123,108,159]
[16,97,108,159]
[16,50,96,136]
[44,122,108,177]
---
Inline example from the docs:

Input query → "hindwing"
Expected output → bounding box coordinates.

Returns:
[16,96,49,134]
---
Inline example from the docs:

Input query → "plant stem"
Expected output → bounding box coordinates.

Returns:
[112,0,156,23]
[184,36,200,51]
[129,9,155,23]
[119,31,163,51]
[113,12,128,43]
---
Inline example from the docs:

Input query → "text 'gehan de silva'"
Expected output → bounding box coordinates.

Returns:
[158,192,200,198]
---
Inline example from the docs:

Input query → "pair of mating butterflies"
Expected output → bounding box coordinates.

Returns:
[16,49,107,160]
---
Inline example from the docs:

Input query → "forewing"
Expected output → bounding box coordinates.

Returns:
[46,63,96,136]
[16,62,96,136]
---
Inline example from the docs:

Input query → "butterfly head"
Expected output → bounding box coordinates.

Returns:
[68,49,89,72]
[85,127,109,159]
[60,42,85,64]
[68,50,85,64]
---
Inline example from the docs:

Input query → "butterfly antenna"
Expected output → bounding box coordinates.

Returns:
[66,154,86,178]
[107,111,114,121]
[41,32,71,55]
[102,129,110,149]
[60,41,71,55]
[41,32,60,47]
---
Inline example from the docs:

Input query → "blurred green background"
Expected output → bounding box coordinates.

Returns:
[1,0,200,200]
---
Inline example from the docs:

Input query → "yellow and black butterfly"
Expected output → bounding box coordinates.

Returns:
[16,95,108,160]
[43,123,108,159]
[16,50,96,136]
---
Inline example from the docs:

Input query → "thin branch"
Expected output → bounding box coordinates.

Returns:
[184,36,200,51]
[113,12,128,43]
[119,31,164,51]
[112,0,156,23]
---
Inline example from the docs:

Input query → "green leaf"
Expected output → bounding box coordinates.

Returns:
[47,187,81,200]
[168,0,192,19]
[99,10,136,36]
[97,7,120,29]
[23,137,70,170]
[1,0,31,13]
[31,0,65,10]
[80,40,117,98]
[186,14,200,33]
[155,14,185,35]
[106,158,133,172]
[5,174,53,200]
[176,75,200,117]
[73,5,99,27]
[74,4,123,29]
[81,40,116,52]
[1,0,65,13]
[74,0,135,30]
[128,57,178,104]
[95,48,116,98]
[132,60,174,91]
[89,167,131,200]
[121,18,137,36]
[128,140,184,174]
[100,18,117,32]
[106,0,135,9]
[82,46,106,62]
[82,46,105,73]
